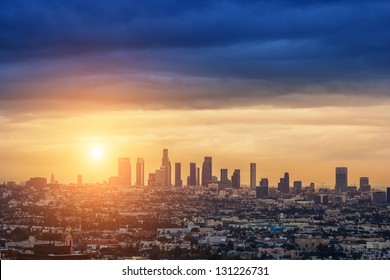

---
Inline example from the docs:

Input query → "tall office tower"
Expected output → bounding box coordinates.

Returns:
[278,172,290,193]
[50,174,55,184]
[175,163,182,186]
[77,175,82,186]
[155,166,166,188]
[335,167,348,193]
[148,173,156,188]
[293,181,302,194]
[201,156,212,187]
[387,187,390,203]
[220,169,228,184]
[231,169,241,188]
[118,158,131,186]
[188,163,197,186]
[359,177,371,192]
[161,149,171,187]
[256,178,269,198]
[250,163,256,190]
[136,158,144,186]
[196,167,200,186]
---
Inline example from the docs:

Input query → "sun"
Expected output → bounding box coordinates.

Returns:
[90,147,103,160]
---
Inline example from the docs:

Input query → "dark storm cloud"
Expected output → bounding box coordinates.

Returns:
[1,0,390,109]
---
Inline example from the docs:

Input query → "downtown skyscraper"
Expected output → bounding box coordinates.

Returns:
[201,156,212,187]
[118,158,131,186]
[161,149,171,187]
[335,167,348,193]
[136,158,144,186]
[175,162,182,187]
[250,163,256,190]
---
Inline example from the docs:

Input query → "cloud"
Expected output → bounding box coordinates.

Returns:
[1,0,390,111]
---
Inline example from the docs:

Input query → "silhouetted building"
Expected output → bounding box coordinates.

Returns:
[25,177,47,188]
[118,158,131,186]
[175,163,182,186]
[335,167,348,193]
[148,173,156,188]
[136,158,144,186]
[220,169,228,184]
[372,191,386,203]
[387,187,390,203]
[196,167,200,186]
[293,181,302,194]
[188,163,197,186]
[155,166,166,188]
[360,177,371,192]
[161,149,171,187]
[77,175,82,186]
[278,172,290,194]
[201,156,212,187]
[250,163,256,190]
[256,178,268,198]
[231,169,240,188]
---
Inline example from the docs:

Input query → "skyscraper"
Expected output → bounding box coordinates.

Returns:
[278,172,290,194]
[220,169,228,184]
[201,156,212,187]
[188,163,196,186]
[118,158,131,186]
[196,167,200,186]
[335,167,348,193]
[359,177,370,192]
[175,163,182,186]
[256,178,268,198]
[231,169,240,188]
[77,175,82,186]
[161,149,171,187]
[136,158,144,186]
[387,187,390,203]
[250,163,256,190]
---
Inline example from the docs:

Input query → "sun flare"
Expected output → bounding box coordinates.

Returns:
[90,148,103,160]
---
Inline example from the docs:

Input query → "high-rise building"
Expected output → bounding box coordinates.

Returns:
[118,158,131,186]
[250,163,256,190]
[188,163,197,186]
[231,169,240,188]
[155,167,166,188]
[220,169,228,184]
[278,172,290,194]
[161,149,171,187]
[201,156,212,187]
[359,177,371,192]
[136,158,144,186]
[148,173,156,188]
[335,167,348,193]
[196,167,200,186]
[256,178,269,198]
[293,181,302,194]
[387,187,390,203]
[175,163,182,187]
[77,175,82,186]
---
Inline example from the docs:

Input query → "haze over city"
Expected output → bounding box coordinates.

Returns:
[1,0,390,186]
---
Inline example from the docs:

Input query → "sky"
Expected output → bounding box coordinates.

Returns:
[1,0,390,187]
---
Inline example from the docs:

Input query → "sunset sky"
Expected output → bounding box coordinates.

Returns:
[1,0,390,187]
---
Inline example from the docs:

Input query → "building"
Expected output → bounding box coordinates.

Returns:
[360,177,371,192]
[161,149,171,187]
[250,163,256,190]
[155,167,166,188]
[335,167,348,193]
[77,175,82,186]
[387,187,390,203]
[148,173,156,188]
[231,169,240,189]
[118,158,131,186]
[293,181,302,194]
[220,169,228,184]
[256,178,268,198]
[201,156,212,187]
[278,172,290,194]
[175,163,182,187]
[25,177,47,188]
[136,158,144,186]
[188,163,197,186]
[372,191,386,203]
[196,167,200,186]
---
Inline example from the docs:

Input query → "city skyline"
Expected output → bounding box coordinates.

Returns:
[1,1,390,187]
